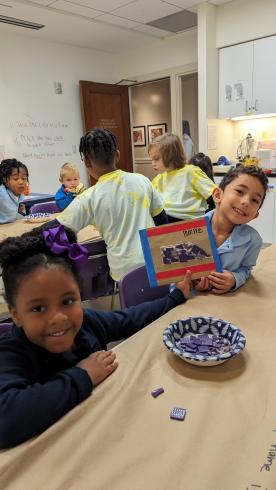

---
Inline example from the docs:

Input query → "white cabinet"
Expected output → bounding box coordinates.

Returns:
[219,42,253,118]
[250,183,275,244]
[219,36,276,118]
[252,36,276,116]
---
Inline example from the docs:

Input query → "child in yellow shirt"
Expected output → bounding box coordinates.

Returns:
[149,133,216,223]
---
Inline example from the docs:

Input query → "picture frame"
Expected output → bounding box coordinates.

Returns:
[133,126,146,147]
[147,123,167,144]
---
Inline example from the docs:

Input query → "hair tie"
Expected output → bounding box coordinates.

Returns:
[42,225,88,270]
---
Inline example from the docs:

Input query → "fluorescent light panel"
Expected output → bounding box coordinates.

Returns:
[0,15,45,30]
[232,113,276,121]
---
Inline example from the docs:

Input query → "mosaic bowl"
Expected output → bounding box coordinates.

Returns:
[163,316,246,366]
[24,213,52,223]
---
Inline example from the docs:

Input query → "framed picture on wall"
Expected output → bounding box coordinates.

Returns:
[133,126,146,146]
[147,123,167,144]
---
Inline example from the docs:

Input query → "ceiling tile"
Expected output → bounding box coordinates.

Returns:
[112,0,182,23]
[22,0,54,5]
[68,0,134,11]
[96,13,140,29]
[50,0,103,18]
[133,23,172,38]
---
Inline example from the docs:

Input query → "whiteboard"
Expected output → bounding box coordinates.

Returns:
[0,78,88,194]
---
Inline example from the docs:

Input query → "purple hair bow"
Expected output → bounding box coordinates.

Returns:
[42,225,88,270]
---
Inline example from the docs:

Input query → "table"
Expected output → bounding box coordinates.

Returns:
[0,216,100,244]
[0,246,275,490]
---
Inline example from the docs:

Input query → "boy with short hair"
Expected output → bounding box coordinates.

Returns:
[195,165,268,294]
[57,128,167,281]
[55,163,85,211]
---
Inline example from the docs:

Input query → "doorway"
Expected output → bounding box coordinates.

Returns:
[180,72,198,157]
[129,71,198,180]
[130,78,171,181]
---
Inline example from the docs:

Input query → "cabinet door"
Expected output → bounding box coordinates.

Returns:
[219,42,253,118]
[250,184,275,244]
[253,36,276,115]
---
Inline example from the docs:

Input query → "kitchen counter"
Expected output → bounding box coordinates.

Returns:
[213,166,276,177]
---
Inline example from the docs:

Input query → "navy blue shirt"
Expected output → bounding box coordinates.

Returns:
[0,288,185,448]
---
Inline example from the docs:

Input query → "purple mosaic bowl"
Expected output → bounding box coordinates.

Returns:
[163,316,246,366]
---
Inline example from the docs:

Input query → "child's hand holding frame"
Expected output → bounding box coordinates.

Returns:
[194,270,235,294]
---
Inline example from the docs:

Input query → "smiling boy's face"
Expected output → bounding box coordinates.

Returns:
[213,173,265,225]
[10,266,83,353]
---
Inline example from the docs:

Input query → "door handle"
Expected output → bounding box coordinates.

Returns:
[255,99,259,111]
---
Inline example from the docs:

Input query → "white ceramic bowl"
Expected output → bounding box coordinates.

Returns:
[163,316,246,366]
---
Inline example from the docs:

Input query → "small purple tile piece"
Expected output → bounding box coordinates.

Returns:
[198,345,210,354]
[151,387,164,398]
[170,407,186,421]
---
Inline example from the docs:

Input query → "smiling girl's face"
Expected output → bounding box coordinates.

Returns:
[10,266,83,353]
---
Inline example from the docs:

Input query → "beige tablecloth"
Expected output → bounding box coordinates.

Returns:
[1,246,276,490]
[0,217,100,244]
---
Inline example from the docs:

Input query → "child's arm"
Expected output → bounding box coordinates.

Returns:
[0,190,21,223]
[0,346,93,448]
[190,166,216,199]
[57,192,93,232]
[149,180,167,224]
[209,230,263,292]
[77,350,118,386]
[86,272,191,344]
[206,270,236,294]
[153,209,168,225]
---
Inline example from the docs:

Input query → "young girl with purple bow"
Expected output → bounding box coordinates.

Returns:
[0,223,191,449]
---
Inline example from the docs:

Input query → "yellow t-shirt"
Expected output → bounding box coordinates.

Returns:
[152,165,216,220]
[58,169,163,281]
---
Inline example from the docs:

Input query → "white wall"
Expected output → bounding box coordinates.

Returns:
[131,78,171,159]
[216,0,276,48]
[117,29,197,80]
[197,2,218,155]
[0,31,119,194]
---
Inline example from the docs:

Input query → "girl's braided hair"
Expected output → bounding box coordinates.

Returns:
[79,128,117,166]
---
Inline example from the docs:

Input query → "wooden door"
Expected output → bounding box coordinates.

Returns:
[79,81,133,185]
